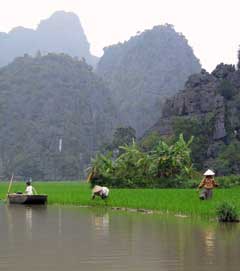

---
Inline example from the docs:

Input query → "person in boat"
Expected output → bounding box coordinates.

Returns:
[25,181,37,195]
[92,185,109,200]
[197,169,219,200]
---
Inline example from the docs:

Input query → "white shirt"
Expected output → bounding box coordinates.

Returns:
[25,185,33,195]
[101,187,109,197]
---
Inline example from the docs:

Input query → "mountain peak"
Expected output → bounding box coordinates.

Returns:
[97,25,201,136]
[37,10,82,32]
[0,11,98,68]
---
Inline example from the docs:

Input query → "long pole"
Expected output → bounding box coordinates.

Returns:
[7,173,14,195]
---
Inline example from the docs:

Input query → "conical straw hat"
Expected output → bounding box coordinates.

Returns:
[92,185,102,193]
[203,169,215,176]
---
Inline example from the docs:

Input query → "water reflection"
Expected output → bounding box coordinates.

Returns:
[0,206,239,271]
[203,228,216,257]
[217,222,239,237]
[92,209,109,233]
[4,205,47,241]
[58,206,62,235]
[5,205,13,233]
[25,207,33,239]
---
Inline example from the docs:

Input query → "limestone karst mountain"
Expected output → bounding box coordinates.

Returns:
[97,24,201,136]
[146,57,240,174]
[0,53,115,179]
[0,11,98,68]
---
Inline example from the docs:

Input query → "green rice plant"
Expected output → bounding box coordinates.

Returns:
[0,181,240,220]
[216,201,239,222]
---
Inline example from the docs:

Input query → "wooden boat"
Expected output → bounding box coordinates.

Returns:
[8,194,48,205]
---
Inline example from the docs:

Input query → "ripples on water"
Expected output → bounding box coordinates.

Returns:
[0,205,239,271]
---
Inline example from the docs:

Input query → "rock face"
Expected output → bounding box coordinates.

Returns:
[0,11,98,68]
[147,61,240,173]
[0,54,115,179]
[96,24,201,136]
[158,69,226,140]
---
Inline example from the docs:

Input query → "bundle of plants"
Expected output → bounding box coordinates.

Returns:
[216,201,239,222]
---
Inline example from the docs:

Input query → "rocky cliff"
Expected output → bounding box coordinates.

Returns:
[97,24,201,136]
[147,58,240,174]
[0,11,98,68]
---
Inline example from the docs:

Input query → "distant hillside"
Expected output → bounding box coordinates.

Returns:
[145,55,240,175]
[0,11,98,67]
[0,54,115,179]
[97,24,201,136]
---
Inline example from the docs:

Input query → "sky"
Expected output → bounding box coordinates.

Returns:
[0,0,239,72]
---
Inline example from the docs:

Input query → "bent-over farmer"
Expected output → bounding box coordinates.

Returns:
[197,169,218,200]
[92,185,109,200]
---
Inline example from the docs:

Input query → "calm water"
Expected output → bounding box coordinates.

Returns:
[0,205,239,271]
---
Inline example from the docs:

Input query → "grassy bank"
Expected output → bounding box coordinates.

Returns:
[0,182,240,218]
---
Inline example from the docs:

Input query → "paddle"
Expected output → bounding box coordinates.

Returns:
[87,168,94,182]
[5,173,14,201]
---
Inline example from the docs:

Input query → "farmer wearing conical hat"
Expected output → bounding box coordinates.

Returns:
[92,185,110,200]
[197,169,219,200]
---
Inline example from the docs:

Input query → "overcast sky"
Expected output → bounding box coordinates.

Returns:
[0,0,239,71]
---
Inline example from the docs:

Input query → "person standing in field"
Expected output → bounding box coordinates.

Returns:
[197,169,219,200]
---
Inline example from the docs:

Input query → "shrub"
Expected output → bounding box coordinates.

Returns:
[215,141,240,175]
[140,131,163,152]
[217,175,240,188]
[89,134,193,188]
[172,115,215,169]
[216,202,239,222]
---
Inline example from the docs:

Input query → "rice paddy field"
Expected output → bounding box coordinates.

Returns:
[1,181,240,219]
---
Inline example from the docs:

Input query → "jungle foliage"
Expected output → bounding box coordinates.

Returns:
[90,134,193,188]
[172,115,215,169]
[102,127,136,155]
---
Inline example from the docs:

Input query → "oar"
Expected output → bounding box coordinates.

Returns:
[87,171,93,182]
[5,173,14,201]
[87,167,95,183]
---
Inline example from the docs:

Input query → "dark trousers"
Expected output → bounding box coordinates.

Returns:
[199,188,213,200]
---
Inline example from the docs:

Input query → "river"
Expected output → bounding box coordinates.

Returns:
[0,205,239,270]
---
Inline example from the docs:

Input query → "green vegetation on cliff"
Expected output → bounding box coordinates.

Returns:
[145,56,240,175]
[0,53,115,180]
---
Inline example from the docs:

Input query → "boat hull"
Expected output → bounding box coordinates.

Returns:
[8,194,47,205]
